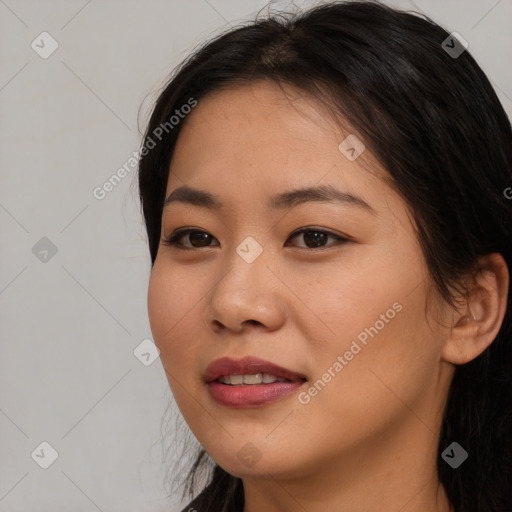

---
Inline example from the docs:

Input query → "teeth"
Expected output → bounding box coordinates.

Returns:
[242,373,262,384]
[218,373,289,385]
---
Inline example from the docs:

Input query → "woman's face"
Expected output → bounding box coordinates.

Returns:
[147,80,454,481]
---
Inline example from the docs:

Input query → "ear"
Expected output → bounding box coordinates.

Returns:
[442,253,509,365]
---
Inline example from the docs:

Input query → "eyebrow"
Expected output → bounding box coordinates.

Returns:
[163,184,376,214]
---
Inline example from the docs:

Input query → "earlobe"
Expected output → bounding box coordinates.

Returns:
[442,253,509,365]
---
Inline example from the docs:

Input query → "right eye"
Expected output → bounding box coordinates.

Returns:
[161,228,219,249]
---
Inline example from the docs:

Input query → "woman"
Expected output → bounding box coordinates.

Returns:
[138,1,512,511]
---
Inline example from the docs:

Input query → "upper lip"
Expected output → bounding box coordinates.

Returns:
[204,356,307,383]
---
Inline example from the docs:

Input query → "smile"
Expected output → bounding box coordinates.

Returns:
[204,357,307,408]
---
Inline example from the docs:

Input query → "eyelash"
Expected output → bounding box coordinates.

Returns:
[161,227,351,251]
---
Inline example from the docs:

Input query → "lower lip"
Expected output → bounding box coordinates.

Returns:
[208,380,306,408]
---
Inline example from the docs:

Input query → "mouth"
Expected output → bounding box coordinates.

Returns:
[204,356,307,408]
[204,356,307,384]
[215,373,301,385]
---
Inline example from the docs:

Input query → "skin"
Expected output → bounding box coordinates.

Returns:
[147,80,509,512]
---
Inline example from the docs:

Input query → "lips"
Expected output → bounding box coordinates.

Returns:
[204,356,308,408]
[203,356,307,383]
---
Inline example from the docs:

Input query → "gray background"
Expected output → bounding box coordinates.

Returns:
[1,0,510,511]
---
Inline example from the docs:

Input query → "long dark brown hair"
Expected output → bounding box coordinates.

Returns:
[138,2,512,511]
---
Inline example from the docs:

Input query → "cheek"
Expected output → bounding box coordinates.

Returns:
[147,264,172,344]
[148,256,255,432]
[304,279,441,430]
[298,249,439,413]
[147,262,205,369]
[147,263,212,424]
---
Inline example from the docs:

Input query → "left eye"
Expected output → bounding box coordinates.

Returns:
[286,228,349,249]
[162,227,349,250]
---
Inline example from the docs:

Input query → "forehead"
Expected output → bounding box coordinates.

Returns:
[175,80,345,152]
[165,80,403,222]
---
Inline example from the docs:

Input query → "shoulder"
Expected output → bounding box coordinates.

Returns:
[179,502,200,512]
[178,492,204,512]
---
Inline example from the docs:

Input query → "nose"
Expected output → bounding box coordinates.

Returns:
[203,246,286,335]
